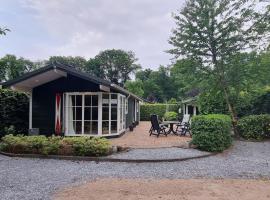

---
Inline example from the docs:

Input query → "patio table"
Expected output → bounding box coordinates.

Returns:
[162,121,179,135]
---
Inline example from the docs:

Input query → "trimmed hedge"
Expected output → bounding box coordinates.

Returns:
[237,114,270,140]
[0,135,111,156]
[163,111,178,121]
[0,89,29,137]
[140,104,179,121]
[191,114,232,152]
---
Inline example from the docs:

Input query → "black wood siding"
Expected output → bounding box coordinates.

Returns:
[32,74,100,135]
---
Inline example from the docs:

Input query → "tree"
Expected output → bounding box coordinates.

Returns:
[124,80,144,97]
[0,55,37,81]
[47,56,87,71]
[0,27,10,35]
[85,49,141,85]
[169,0,270,136]
[170,59,205,98]
[85,58,105,79]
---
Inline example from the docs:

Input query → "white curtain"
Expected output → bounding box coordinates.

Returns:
[68,95,75,135]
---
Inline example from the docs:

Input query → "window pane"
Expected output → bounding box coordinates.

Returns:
[92,95,98,106]
[111,121,117,133]
[92,121,98,135]
[84,121,91,134]
[69,95,76,107]
[85,95,91,106]
[76,95,82,107]
[75,121,82,134]
[76,107,82,120]
[111,94,117,99]
[102,107,109,120]
[102,94,109,106]
[92,107,98,120]
[111,107,117,120]
[102,121,109,135]
[85,107,91,120]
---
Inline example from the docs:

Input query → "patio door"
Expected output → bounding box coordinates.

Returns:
[65,92,126,136]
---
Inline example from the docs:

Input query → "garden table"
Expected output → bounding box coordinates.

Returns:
[162,121,179,135]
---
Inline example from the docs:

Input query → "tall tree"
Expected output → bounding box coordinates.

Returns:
[85,49,141,85]
[124,80,144,97]
[169,0,270,136]
[47,56,87,71]
[0,55,37,81]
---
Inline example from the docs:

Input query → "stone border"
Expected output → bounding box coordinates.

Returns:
[0,151,217,163]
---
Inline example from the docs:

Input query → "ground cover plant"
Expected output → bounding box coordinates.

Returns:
[0,135,111,156]
[191,114,232,152]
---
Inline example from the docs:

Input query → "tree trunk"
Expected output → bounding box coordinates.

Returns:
[222,86,239,138]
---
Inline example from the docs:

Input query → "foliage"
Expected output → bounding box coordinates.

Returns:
[191,114,232,152]
[124,80,144,97]
[47,56,87,72]
[140,104,179,121]
[1,135,111,156]
[247,91,270,115]
[85,49,141,85]
[198,90,228,115]
[65,137,110,157]
[0,27,10,35]
[0,55,38,82]
[136,66,175,102]
[163,112,178,121]
[169,0,270,136]
[0,89,29,137]
[237,115,270,140]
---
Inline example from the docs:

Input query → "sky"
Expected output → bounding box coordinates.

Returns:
[0,0,186,69]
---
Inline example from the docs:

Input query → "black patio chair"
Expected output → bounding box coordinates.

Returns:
[149,114,167,137]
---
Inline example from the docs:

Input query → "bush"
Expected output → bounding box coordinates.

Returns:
[237,114,270,140]
[0,135,111,156]
[0,89,29,137]
[191,114,232,152]
[140,104,179,121]
[163,112,178,121]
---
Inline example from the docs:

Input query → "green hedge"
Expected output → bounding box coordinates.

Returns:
[140,104,179,121]
[0,135,111,156]
[163,111,178,121]
[237,114,270,140]
[191,114,232,152]
[0,89,29,137]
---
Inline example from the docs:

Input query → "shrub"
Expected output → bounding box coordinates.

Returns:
[140,104,179,121]
[0,135,111,156]
[0,89,29,137]
[163,112,178,121]
[191,114,232,152]
[237,114,270,140]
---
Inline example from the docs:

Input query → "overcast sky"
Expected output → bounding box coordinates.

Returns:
[0,0,186,69]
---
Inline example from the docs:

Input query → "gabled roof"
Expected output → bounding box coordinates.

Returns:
[2,62,143,101]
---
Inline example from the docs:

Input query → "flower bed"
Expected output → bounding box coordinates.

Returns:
[0,135,112,156]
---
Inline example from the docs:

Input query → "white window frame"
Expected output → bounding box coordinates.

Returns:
[64,92,126,137]
[125,98,128,114]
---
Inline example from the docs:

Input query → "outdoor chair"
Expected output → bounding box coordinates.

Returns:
[175,114,191,136]
[149,114,167,137]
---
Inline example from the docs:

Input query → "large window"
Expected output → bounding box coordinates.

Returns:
[65,92,125,136]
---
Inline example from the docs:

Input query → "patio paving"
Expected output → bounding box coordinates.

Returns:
[110,121,191,148]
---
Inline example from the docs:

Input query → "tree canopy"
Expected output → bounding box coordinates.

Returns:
[168,0,270,135]
[85,49,141,85]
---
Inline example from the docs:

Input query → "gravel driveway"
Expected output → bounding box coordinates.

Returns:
[0,141,270,200]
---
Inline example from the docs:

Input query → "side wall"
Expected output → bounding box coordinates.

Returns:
[32,74,100,135]
[126,98,140,129]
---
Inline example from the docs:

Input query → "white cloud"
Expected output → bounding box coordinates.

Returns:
[13,0,185,68]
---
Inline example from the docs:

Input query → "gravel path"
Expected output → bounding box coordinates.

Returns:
[107,147,211,160]
[0,141,270,200]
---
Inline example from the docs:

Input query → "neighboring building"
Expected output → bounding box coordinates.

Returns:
[182,89,200,116]
[2,62,142,137]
